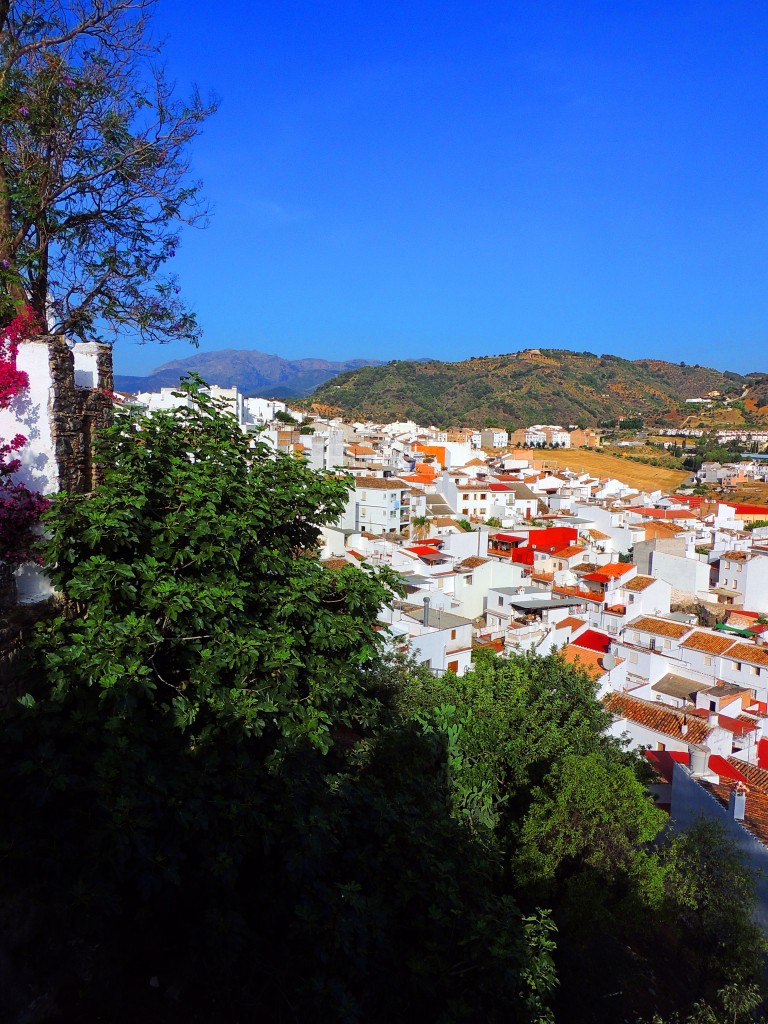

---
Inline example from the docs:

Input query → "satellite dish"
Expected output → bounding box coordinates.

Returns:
[603,652,617,670]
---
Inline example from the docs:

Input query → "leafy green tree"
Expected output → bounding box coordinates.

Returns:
[396,651,685,1021]
[659,820,767,996]
[0,380,553,1022]
[0,0,215,340]
[36,378,392,744]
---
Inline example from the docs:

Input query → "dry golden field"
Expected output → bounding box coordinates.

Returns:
[523,448,690,493]
[725,480,768,506]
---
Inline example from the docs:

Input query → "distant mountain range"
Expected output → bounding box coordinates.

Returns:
[116,346,768,429]
[114,349,385,398]
[310,348,768,428]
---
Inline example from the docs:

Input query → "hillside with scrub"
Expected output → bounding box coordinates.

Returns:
[311,348,767,428]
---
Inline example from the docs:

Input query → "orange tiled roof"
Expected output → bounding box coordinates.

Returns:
[697,777,768,847]
[622,575,656,592]
[641,521,686,538]
[628,616,690,639]
[604,691,711,744]
[354,476,408,490]
[554,545,586,558]
[552,584,604,604]
[729,758,768,791]
[680,631,737,655]
[455,556,488,571]
[562,645,619,680]
[557,616,587,631]
[596,562,636,578]
[322,557,353,570]
[723,641,768,668]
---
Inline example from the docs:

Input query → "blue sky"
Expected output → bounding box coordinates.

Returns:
[116,0,768,377]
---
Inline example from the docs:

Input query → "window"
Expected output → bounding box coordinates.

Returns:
[450,629,457,640]
[657,742,666,751]
[704,656,713,667]
[480,493,487,500]
[360,491,366,500]
[731,661,741,671]
[664,639,671,649]
[498,596,504,606]
[709,700,717,712]
[750,666,759,676]
[466,575,473,586]
[629,651,638,664]
[437,578,444,589]
[649,638,656,651]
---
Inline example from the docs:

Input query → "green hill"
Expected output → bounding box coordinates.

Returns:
[311,348,763,428]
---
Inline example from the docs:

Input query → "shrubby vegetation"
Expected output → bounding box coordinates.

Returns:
[1,380,765,1022]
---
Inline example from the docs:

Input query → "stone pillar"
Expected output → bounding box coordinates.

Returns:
[47,337,113,494]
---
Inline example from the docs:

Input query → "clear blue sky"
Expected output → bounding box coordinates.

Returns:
[115,0,768,377]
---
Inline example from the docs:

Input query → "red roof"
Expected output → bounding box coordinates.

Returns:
[729,503,768,516]
[708,755,749,782]
[488,483,512,491]
[645,749,690,783]
[572,629,612,653]
[493,532,525,543]
[716,713,757,736]
[527,527,578,552]
[406,545,443,557]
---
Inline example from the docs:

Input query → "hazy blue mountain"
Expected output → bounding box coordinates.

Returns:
[115,349,385,398]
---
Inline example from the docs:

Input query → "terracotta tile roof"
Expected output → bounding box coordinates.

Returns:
[594,562,635,578]
[354,476,408,489]
[586,529,610,540]
[722,550,751,561]
[556,616,587,632]
[552,584,604,604]
[680,631,737,655]
[562,645,619,680]
[455,556,489,571]
[622,574,656,592]
[723,641,768,667]
[632,507,699,520]
[728,758,768,791]
[431,515,468,529]
[554,545,586,558]
[628,616,690,639]
[641,521,686,538]
[322,557,353,570]
[604,691,712,744]
[697,778,768,847]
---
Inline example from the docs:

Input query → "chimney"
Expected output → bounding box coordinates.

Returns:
[689,745,709,775]
[729,784,747,821]
[422,596,430,627]
[707,711,719,728]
